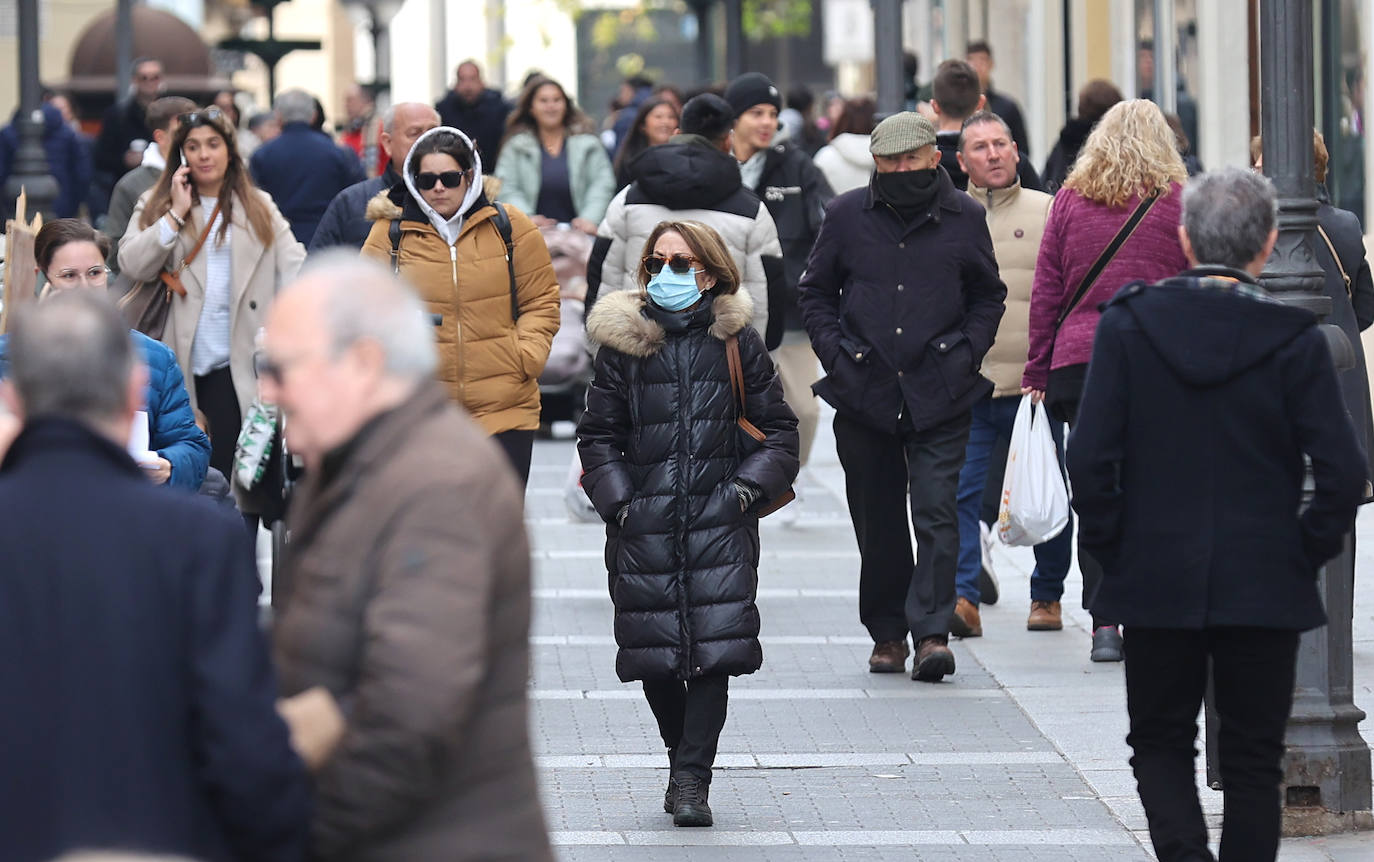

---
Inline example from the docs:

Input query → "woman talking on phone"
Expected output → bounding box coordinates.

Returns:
[120,107,304,483]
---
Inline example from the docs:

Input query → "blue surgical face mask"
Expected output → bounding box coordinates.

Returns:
[646,268,704,311]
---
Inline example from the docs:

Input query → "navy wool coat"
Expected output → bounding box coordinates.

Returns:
[0,419,310,862]
[799,167,1007,434]
[1067,271,1368,631]
[577,289,799,681]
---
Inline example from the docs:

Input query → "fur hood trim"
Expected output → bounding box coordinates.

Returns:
[586,289,754,357]
[365,189,402,221]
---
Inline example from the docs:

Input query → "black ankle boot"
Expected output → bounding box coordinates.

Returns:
[671,772,713,827]
[663,749,677,813]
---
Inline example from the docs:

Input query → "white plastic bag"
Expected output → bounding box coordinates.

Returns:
[997,395,1070,547]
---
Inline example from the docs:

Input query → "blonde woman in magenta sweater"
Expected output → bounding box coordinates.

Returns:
[1021,99,1188,663]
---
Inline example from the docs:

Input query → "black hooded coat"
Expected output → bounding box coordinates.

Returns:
[1067,271,1368,631]
[577,289,799,681]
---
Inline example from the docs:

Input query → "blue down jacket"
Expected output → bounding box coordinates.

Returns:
[577,288,799,682]
[0,330,210,490]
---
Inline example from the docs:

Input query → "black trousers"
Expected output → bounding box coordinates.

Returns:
[834,409,971,644]
[641,674,729,783]
[194,366,241,479]
[494,429,535,489]
[1123,626,1300,862]
[1057,397,1109,620]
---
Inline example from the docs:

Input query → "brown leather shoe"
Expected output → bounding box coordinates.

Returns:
[949,597,982,638]
[1027,600,1063,631]
[911,635,956,682]
[868,639,909,673]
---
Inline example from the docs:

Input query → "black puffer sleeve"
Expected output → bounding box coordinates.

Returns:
[733,325,800,503]
[576,346,638,522]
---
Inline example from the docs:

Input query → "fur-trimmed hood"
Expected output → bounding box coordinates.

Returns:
[585,289,754,357]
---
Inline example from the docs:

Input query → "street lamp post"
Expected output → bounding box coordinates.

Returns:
[871,0,903,117]
[3,0,59,219]
[1257,0,1373,835]
[687,0,715,85]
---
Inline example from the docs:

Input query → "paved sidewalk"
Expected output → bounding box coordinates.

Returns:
[527,402,1374,860]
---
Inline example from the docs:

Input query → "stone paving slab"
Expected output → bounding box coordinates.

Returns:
[527,436,1374,860]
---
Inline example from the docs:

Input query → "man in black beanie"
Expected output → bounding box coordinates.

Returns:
[586,93,783,342]
[724,72,834,493]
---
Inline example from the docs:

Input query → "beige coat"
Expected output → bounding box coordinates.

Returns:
[272,382,553,862]
[967,179,1053,397]
[119,189,306,415]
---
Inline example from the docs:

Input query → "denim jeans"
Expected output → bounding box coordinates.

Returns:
[955,394,1073,604]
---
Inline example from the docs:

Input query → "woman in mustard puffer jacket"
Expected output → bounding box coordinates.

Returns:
[362,126,560,485]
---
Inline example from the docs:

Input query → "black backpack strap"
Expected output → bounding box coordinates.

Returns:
[490,202,519,321]
[388,218,402,275]
[1054,188,1162,333]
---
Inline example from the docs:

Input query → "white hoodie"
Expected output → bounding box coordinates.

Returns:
[402,125,485,246]
[812,133,874,195]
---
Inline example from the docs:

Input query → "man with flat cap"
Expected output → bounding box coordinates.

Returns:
[799,112,1006,682]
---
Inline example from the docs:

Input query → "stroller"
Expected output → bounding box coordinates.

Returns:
[537,224,594,428]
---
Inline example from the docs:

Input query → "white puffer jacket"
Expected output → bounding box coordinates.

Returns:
[587,135,783,343]
[813,134,874,195]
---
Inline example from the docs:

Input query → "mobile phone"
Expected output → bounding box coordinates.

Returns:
[179,148,187,166]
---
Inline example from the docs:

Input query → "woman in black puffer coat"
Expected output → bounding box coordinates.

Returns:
[577,219,799,829]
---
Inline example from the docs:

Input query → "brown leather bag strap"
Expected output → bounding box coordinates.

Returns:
[159,200,222,298]
[182,200,223,268]
[1316,225,1352,297]
[726,335,747,415]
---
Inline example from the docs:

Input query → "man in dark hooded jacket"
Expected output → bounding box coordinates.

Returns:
[587,94,783,344]
[1066,167,1366,862]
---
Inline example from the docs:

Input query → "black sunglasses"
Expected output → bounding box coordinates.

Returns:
[642,253,700,275]
[416,170,468,190]
[178,108,226,129]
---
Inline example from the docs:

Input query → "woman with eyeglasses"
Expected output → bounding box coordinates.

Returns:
[576,220,799,828]
[361,126,560,486]
[494,76,616,235]
[119,107,304,489]
[0,219,210,489]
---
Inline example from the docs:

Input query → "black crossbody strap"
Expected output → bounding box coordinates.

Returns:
[1054,189,1162,332]
[388,219,402,275]
[490,202,520,321]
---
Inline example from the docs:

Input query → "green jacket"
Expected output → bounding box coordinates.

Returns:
[494,131,615,224]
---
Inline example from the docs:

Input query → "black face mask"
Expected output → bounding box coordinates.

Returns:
[874,168,940,218]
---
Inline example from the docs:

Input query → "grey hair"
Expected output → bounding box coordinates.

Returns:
[8,291,134,426]
[292,250,438,379]
[273,89,316,125]
[957,110,1014,153]
[1181,167,1278,269]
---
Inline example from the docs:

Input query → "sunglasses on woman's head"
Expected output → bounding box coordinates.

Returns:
[416,170,468,190]
[643,253,701,275]
[178,108,225,128]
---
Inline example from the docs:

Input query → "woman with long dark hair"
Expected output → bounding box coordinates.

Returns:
[495,76,616,235]
[612,96,680,188]
[120,106,304,484]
